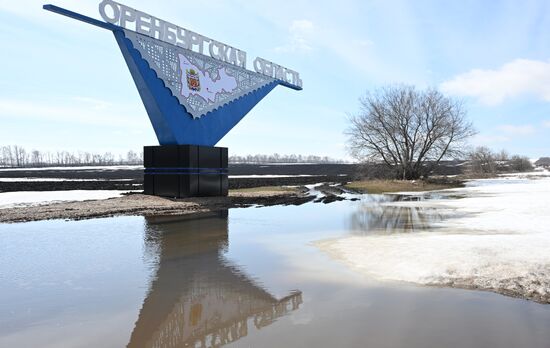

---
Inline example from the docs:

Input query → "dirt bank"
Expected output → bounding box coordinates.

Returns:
[0,188,313,223]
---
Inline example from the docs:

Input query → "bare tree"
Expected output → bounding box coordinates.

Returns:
[346,85,475,179]
[509,155,533,172]
[228,153,343,164]
[535,157,550,168]
[469,147,533,174]
[1,146,14,167]
[496,149,509,162]
[103,152,115,165]
[30,150,42,166]
[13,145,27,167]
[468,146,497,174]
[126,150,141,164]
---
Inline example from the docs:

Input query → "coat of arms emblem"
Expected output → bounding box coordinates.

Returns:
[186,69,201,91]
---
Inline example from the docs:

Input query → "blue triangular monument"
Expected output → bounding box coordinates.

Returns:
[44,2,302,197]
[113,30,280,146]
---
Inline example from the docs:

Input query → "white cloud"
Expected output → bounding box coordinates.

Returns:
[543,120,550,128]
[291,19,314,33]
[441,59,550,105]
[497,124,535,136]
[274,19,315,53]
[471,134,510,146]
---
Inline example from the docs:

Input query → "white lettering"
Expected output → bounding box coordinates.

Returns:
[97,1,301,88]
[254,57,302,87]
[273,64,286,81]
[148,15,163,39]
[237,51,246,69]
[253,57,263,73]
[98,0,119,24]
[226,47,238,65]
[119,7,136,28]
[135,12,152,35]
[163,22,178,45]
[190,33,208,55]
[176,27,191,49]
[208,40,223,60]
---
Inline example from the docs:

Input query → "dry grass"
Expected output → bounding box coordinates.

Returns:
[344,179,460,194]
[229,186,299,196]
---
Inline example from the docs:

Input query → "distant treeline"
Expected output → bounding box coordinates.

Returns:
[0,145,345,168]
[0,145,142,167]
[228,154,345,164]
[467,147,534,174]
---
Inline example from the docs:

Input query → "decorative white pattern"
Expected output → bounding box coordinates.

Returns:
[124,30,275,119]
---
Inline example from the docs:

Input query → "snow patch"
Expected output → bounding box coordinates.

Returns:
[0,190,134,209]
[228,174,318,178]
[0,178,134,182]
[317,176,550,303]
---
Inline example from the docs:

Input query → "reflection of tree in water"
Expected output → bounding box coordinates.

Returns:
[349,196,446,234]
[128,211,302,348]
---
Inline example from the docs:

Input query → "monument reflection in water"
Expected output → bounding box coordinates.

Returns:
[128,211,302,347]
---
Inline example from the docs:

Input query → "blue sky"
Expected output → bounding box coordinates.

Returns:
[1,0,549,160]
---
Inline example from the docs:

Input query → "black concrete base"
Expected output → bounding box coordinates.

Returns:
[144,145,228,198]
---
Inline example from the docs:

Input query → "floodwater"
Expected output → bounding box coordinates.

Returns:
[1,198,550,347]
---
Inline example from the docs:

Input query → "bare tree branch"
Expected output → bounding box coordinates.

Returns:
[345,85,476,179]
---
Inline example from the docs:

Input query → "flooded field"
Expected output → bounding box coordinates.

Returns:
[1,177,550,347]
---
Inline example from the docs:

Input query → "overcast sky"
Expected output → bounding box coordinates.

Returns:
[1,0,549,159]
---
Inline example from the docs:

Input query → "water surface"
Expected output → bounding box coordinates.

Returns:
[1,199,549,347]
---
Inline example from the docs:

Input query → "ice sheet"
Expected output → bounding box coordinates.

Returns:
[317,176,550,303]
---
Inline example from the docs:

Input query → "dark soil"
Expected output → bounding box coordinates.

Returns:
[0,161,465,192]
[0,165,353,192]
[0,180,141,192]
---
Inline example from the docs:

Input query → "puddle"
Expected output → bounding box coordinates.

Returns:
[1,188,549,347]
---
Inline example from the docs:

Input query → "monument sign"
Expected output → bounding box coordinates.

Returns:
[44,1,302,197]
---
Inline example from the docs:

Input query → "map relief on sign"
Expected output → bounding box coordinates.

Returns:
[124,30,275,119]
[179,54,238,103]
